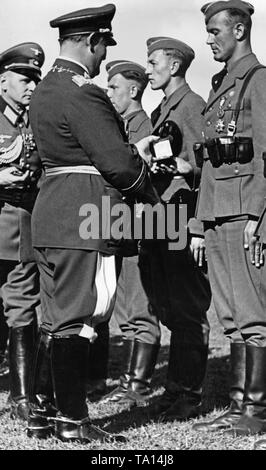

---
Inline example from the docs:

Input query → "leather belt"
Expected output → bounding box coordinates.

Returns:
[45,165,101,176]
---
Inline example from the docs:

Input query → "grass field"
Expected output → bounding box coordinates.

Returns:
[0,310,260,450]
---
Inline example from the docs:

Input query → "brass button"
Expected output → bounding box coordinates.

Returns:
[234,167,239,175]
[206,121,211,126]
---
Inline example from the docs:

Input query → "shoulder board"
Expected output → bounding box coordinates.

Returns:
[72,74,93,87]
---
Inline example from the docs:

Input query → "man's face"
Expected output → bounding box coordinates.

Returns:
[1,71,36,109]
[90,36,108,78]
[206,11,237,62]
[146,49,172,91]
[107,73,132,115]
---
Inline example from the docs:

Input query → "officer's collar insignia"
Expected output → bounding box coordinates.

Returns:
[3,105,27,127]
[3,105,20,126]
[72,74,92,87]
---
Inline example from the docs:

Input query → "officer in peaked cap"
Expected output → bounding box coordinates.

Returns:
[50,4,117,45]
[97,60,160,407]
[0,42,44,421]
[139,35,211,421]
[192,1,266,441]
[0,42,44,82]
[26,4,160,443]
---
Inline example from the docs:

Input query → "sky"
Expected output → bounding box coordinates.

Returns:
[1,0,266,114]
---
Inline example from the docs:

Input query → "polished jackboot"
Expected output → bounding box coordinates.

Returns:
[151,331,208,421]
[100,339,135,403]
[192,341,246,432]
[27,330,57,438]
[9,322,36,420]
[226,345,266,437]
[51,335,126,443]
[118,341,160,407]
[87,322,109,401]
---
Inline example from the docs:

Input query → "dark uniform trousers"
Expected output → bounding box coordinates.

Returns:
[139,241,210,345]
[35,247,116,337]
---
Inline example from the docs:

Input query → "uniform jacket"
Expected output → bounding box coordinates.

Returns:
[0,97,40,262]
[30,58,155,253]
[151,83,206,236]
[124,109,152,144]
[197,53,266,221]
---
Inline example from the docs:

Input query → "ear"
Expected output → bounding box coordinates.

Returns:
[130,84,138,99]
[86,32,102,52]
[233,22,245,40]
[0,73,8,92]
[170,60,180,76]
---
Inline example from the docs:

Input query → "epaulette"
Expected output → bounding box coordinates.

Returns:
[72,74,93,87]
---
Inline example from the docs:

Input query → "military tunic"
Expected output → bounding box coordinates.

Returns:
[29,58,159,338]
[196,53,266,345]
[0,97,40,328]
[139,83,211,345]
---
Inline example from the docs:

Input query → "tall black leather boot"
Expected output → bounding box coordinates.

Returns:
[100,339,135,403]
[118,340,160,407]
[151,331,208,420]
[27,330,57,438]
[226,345,266,436]
[193,341,246,431]
[87,321,109,400]
[9,322,37,420]
[51,335,126,443]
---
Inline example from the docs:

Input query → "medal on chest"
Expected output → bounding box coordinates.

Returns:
[215,95,227,133]
[215,119,225,133]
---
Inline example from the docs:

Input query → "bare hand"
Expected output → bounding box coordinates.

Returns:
[135,135,160,165]
[150,161,178,174]
[190,236,206,267]
[151,157,193,175]
[244,220,264,268]
[0,167,29,187]
[175,157,193,175]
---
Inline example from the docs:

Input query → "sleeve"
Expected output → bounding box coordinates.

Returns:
[246,69,266,218]
[66,85,159,204]
[180,94,206,189]
[181,95,206,237]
